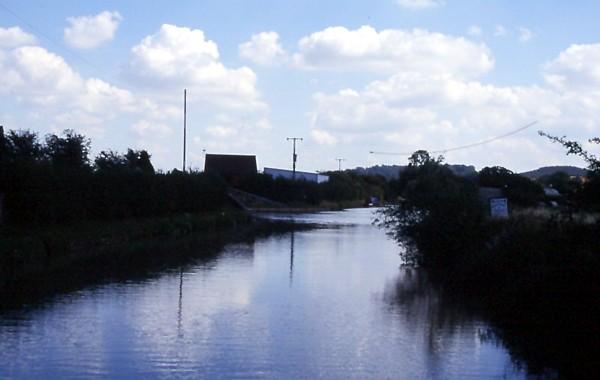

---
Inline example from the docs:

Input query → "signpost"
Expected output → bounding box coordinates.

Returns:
[490,198,509,218]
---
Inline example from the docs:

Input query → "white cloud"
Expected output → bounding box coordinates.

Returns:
[311,129,337,145]
[132,120,173,138]
[206,125,236,138]
[293,26,493,78]
[467,25,482,37]
[126,24,265,110]
[0,24,272,170]
[306,42,600,170]
[64,11,122,49]
[494,25,508,37]
[518,27,534,42]
[0,26,37,48]
[544,43,600,90]
[396,0,444,9]
[239,31,286,65]
[0,44,141,126]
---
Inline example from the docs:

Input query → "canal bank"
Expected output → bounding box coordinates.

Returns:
[0,211,315,306]
[0,208,530,379]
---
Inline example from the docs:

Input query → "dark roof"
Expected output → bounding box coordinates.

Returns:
[204,154,257,178]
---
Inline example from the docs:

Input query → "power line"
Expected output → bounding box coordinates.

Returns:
[370,121,538,156]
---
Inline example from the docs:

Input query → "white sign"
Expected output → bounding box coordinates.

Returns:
[490,198,509,218]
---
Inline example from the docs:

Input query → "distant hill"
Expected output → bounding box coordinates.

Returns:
[352,164,477,180]
[519,166,586,179]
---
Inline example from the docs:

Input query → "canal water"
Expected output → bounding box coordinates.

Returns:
[0,209,527,379]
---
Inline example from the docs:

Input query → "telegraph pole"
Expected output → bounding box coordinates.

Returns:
[335,158,346,171]
[286,137,303,180]
[182,89,187,172]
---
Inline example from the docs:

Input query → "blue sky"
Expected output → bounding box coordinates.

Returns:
[1,0,599,172]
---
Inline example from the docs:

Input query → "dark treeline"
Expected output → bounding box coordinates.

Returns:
[379,143,600,378]
[0,128,227,227]
[236,170,390,207]
[0,127,393,228]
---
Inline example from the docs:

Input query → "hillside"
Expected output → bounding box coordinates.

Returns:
[520,166,586,179]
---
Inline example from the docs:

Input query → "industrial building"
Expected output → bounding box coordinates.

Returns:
[263,167,329,183]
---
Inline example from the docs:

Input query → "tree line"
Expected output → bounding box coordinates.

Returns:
[0,127,226,227]
[378,137,600,378]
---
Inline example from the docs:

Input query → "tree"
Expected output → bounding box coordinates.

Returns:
[45,129,91,170]
[125,149,155,174]
[5,129,43,162]
[539,131,600,209]
[539,131,600,174]
[479,166,543,207]
[408,150,443,167]
[379,151,484,266]
[95,150,127,172]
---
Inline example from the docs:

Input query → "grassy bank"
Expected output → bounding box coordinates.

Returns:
[378,155,600,378]
[390,212,600,378]
[0,211,313,307]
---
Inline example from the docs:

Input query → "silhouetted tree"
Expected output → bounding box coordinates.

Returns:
[5,129,43,163]
[379,151,484,266]
[95,150,127,172]
[539,131,600,209]
[125,149,155,174]
[479,166,543,207]
[408,150,443,167]
[45,129,91,170]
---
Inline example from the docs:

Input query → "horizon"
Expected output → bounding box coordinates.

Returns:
[1,1,599,173]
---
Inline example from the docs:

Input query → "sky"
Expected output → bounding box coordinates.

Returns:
[1,0,600,173]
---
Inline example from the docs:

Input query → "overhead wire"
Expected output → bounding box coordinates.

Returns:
[369,121,538,156]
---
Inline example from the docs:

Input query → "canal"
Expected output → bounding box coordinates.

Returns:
[0,208,528,379]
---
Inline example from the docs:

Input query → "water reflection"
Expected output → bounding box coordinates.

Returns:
[382,269,525,379]
[0,209,531,379]
[177,267,184,338]
[289,230,295,285]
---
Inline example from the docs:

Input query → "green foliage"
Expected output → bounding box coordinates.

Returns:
[407,150,444,167]
[538,171,580,198]
[236,171,390,207]
[0,128,227,227]
[479,166,544,207]
[539,131,600,209]
[4,130,43,162]
[379,152,485,266]
[95,149,155,175]
[44,129,91,170]
[539,131,600,173]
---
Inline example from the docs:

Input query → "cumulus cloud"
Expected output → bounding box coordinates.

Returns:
[0,45,122,107]
[306,43,600,170]
[64,11,122,49]
[126,24,264,110]
[293,25,493,78]
[0,23,272,170]
[544,44,600,90]
[396,0,444,9]
[0,26,36,48]
[239,31,286,65]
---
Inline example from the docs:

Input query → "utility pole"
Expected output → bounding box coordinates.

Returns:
[335,158,346,171]
[182,89,187,173]
[286,137,303,180]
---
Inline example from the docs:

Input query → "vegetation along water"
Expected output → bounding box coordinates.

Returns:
[1,127,599,378]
